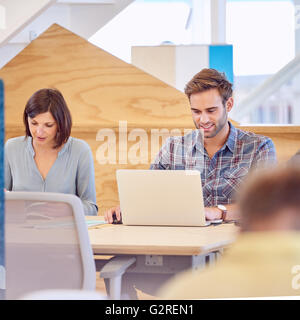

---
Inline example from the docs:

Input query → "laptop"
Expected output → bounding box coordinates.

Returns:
[116,169,223,227]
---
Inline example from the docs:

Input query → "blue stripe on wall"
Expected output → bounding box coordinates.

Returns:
[0,80,4,300]
[209,45,234,84]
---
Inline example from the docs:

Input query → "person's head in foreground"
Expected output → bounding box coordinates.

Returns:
[238,166,300,232]
[158,166,300,299]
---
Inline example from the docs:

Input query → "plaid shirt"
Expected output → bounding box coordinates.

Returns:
[150,122,277,207]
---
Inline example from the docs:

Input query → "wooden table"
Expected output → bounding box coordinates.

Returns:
[88,218,239,299]
[88,222,238,255]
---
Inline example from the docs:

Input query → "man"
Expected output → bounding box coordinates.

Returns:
[105,68,277,223]
[158,166,300,299]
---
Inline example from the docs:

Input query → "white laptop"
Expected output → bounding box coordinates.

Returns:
[116,169,223,227]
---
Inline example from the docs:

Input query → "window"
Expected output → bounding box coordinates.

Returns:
[226,0,295,75]
[89,0,191,63]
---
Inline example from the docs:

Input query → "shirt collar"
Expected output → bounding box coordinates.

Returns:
[194,130,205,154]
[194,121,237,154]
[58,137,72,156]
[225,121,237,154]
[26,136,35,156]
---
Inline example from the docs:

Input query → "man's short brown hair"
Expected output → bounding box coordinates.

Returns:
[23,88,72,148]
[184,68,233,106]
[238,166,300,231]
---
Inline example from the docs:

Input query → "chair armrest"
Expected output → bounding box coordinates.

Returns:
[100,256,136,279]
[100,256,136,299]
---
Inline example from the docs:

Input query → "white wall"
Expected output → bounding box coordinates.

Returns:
[0,0,55,46]
[0,0,133,68]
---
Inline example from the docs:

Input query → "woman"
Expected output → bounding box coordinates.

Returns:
[5,88,98,215]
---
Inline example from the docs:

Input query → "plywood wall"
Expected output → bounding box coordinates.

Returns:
[0,24,194,214]
[1,24,299,215]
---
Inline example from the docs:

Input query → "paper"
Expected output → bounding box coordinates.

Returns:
[86,220,107,228]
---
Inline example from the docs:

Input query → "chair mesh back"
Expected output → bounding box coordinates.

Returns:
[5,199,84,299]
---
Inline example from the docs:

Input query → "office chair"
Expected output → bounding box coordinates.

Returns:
[5,191,97,299]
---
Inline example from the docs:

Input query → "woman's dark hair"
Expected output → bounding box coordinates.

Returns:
[23,88,72,148]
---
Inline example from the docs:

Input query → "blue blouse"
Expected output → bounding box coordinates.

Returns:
[5,136,98,215]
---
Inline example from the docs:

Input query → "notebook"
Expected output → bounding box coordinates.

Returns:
[116,169,222,227]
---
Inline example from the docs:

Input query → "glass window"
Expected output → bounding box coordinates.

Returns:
[226,0,295,76]
[89,0,191,63]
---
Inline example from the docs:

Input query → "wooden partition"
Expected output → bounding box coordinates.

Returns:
[237,125,300,163]
[1,24,299,214]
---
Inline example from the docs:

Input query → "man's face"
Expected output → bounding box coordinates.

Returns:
[190,88,233,139]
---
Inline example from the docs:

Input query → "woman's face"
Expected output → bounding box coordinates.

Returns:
[28,112,58,147]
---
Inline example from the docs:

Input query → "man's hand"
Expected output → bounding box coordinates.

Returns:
[205,204,239,222]
[104,205,122,224]
[204,207,222,221]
